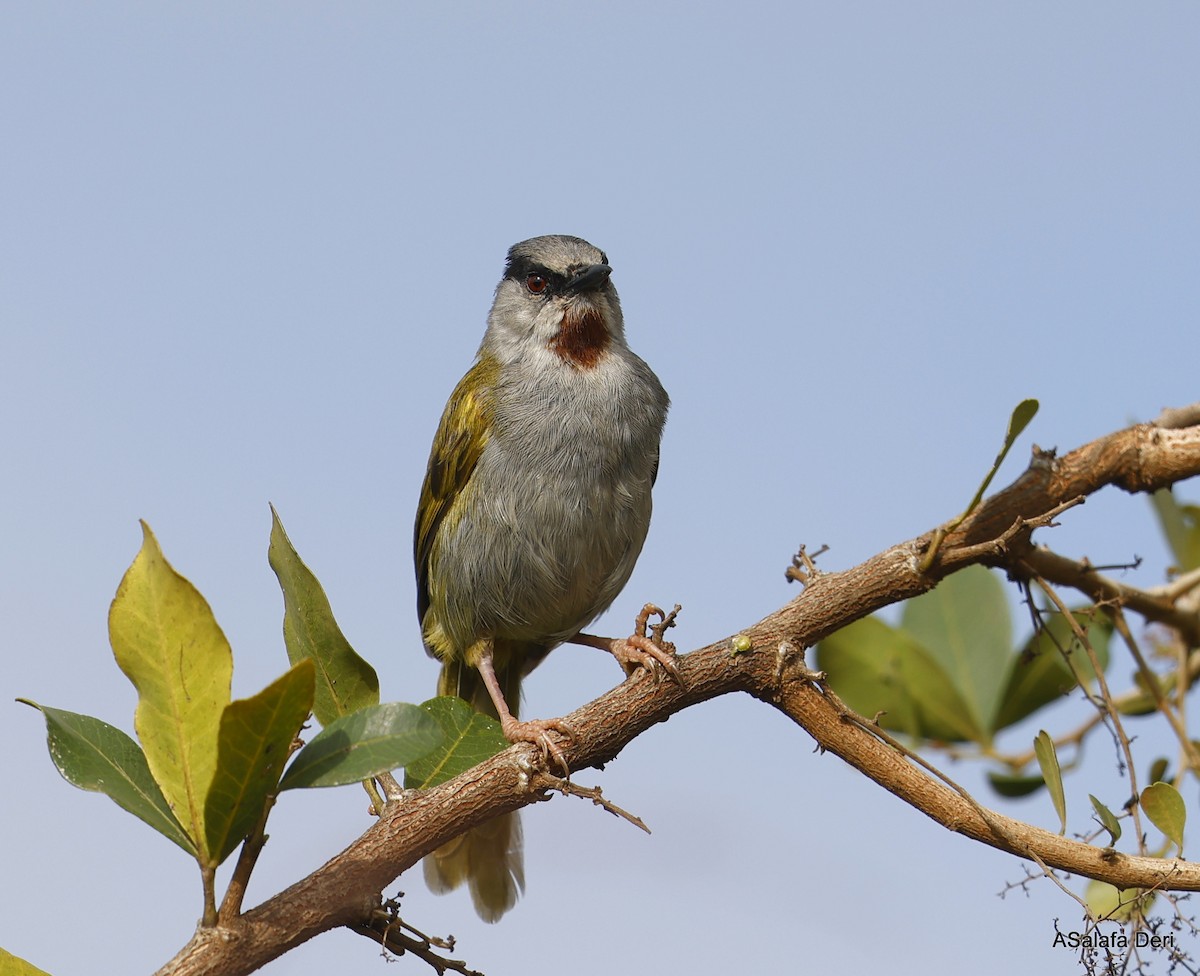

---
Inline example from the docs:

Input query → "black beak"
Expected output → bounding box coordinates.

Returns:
[562,263,612,295]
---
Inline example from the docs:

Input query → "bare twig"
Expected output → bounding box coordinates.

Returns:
[219,735,307,921]
[1109,607,1200,776]
[993,708,1105,772]
[1164,566,1200,603]
[349,898,482,976]
[1028,851,1094,916]
[785,544,828,584]
[649,603,682,649]
[1021,548,1200,647]
[535,775,652,834]
[1155,402,1200,430]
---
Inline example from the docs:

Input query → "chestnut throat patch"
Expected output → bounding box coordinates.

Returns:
[549,307,610,369]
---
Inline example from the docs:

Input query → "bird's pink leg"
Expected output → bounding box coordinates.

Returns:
[570,603,681,682]
[476,648,573,771]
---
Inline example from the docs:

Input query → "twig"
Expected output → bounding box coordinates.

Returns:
[648,603,681,650]
[785,544,828,584]
[349,899,482,976]
[1032,577,1148,852]
[1028,850,1094,916]
[535,774,652,835]
[929,496,1086,571]
[995,710,1104,772]
[1022,548,1200,646]
[1163,566,1200,603]
[1109,606,1200,776]
[1154,402,1200,430]
[219,734,307,921]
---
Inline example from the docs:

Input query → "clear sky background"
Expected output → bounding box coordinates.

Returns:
[3,4,1198,975]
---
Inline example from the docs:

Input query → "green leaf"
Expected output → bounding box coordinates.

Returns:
[815,616,985,743]
[1116,691,1159,717]
[17,701,194,855]
[993,610,1112,731]
[900,566,1011,740]
[1085,881,1150,923]
[0,947,53,976]
[919,400,1040,573]
[1150,488,1200,572]
[203,661,316,864]
[1147,757,1170,785]
[280,702,443,790]
[986,770,1046,798]
[962,399,1039,518]
[1116,669,1171,717]
[1141,782,1186,855]
[404,697,510,790]
[1034,730,1066,834]
[1089,794,1122,846]
[107,522,232,862]
[268,505,379,725]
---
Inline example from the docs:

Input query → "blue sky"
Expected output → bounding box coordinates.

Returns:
[3,4,1198,974]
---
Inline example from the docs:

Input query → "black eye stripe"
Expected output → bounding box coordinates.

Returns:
[506,260,566,293]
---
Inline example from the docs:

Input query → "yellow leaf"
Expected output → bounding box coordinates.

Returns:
[1141,782,1187,855]
[0,946,53,976]
[1034,730,1066,834]
[108,522,232,866]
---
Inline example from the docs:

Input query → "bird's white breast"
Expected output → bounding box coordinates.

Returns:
[435,344,668,648]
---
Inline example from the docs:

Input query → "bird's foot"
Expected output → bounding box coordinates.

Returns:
[499,715,575,774]
[575,603,682,684]
[608,632,679,680]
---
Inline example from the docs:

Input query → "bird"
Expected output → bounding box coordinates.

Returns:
[413,234,672,922]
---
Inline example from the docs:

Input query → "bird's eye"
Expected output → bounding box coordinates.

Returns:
[526,274,548,294]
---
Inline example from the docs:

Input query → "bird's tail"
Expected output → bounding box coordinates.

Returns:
[423,656,525,923]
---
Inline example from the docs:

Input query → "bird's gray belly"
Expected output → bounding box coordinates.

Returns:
[436,429,653,648]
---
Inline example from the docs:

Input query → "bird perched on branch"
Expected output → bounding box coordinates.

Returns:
[414,234,673,921]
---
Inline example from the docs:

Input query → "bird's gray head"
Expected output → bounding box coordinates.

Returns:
[483,234,626,370]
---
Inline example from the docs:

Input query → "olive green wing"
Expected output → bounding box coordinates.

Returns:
[414,357,497,632]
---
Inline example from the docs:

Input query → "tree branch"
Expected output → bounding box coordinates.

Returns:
[155,410,1200,976]
[1020,547,1200,647]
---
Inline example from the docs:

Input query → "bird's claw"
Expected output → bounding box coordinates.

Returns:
[614,603,681,684]
[610,633,680,681]
[570,602,682,685]
[500,716,575,774]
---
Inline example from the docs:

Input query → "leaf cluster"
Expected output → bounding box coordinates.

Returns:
[817,566,1110,759]
[17,509,507,932]
[817,447,1200,939]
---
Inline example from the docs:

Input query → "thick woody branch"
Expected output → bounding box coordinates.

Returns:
[156,410,1200,976]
